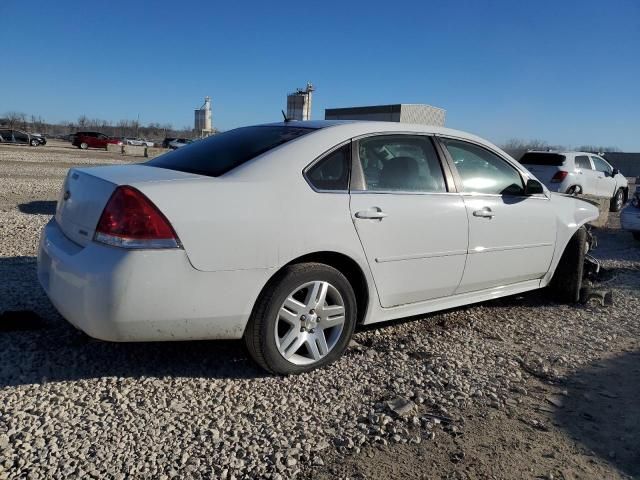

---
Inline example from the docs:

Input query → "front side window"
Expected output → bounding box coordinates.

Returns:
[575,155,592,170]
[591,156,612,174]
[147,126,316,177]
[357,135,446,193]
[443,138,524,195]
[306,144,350,191]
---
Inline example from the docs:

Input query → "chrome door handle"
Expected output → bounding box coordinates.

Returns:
[355,207,388,220]
[473,207,494,218]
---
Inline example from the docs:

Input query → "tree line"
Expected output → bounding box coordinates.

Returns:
[1,111,195,140]
[501,138,621,155]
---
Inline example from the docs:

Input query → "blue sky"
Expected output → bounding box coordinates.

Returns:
[1,0,639,149]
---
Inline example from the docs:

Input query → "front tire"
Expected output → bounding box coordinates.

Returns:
[30,139,39,146]
[244,263,357,374]
[79,142,88,150]
[633,232,640,241]
[610,188,624,212]
[549,227,587,303]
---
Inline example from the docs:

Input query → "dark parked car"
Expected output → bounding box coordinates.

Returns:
[162,137,177,148]
[0,128,44,146]
[30,133,47,146]
[72,131,123,150]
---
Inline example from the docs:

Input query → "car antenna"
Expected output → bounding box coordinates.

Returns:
[281,110,291,123]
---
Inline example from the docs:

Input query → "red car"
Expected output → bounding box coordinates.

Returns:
[72,131,123,150]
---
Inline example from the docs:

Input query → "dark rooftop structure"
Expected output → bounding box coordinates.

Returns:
[603,152,640,177]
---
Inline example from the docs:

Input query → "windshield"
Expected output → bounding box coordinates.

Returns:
[147,126,315,177]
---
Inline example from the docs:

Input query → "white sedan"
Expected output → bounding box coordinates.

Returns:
[38,121,599,373]
[124,138,154,147]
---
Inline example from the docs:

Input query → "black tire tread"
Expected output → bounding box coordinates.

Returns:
[549,227,587,303]
[610,188,624,212]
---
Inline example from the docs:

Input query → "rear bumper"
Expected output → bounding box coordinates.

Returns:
[38,219,271,341]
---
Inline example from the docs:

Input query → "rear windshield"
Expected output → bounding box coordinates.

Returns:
[519,152,566,166]
[147,126,315,177]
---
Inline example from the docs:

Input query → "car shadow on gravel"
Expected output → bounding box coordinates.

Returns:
[17,200,57,215]
[556,350,640,478]
[0,256,267,387]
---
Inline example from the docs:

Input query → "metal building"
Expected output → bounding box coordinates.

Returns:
[286,83,314,121]
[194,96,213,137]
[603,152,640,177]
[325,103,446,126]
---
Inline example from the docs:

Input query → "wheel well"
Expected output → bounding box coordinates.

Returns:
[279,252,370,324]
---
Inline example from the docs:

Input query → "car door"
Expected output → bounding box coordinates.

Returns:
[95,134,108,148]
[591,156,616,197]
[0,129,12,142]
[13,130,29,145]
[573,154,598,195]
[439,137,556,293]
[349,134,469,307]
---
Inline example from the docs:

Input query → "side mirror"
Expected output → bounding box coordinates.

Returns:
[612,168,620,176]
[525,179,544,195]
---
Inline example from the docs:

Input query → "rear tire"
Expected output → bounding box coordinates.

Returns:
[610,188,624,212]
[566,185,582,195]
[633,232,640,241]
[80,142,88,150]
[244,263,357,374]
[549,227,587,303]
[30,139,39,146]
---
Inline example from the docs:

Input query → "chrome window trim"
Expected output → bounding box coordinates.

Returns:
[302,140,352,194]
[350,190,460,197]
[459,192,550,201]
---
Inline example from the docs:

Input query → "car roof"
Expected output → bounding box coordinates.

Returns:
[263,120,493,145]
[525,150,601,157]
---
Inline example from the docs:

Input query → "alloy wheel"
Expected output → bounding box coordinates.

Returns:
[616,190,624,210]
[274,280,346,366]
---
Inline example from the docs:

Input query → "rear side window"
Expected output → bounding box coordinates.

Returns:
[519,152,566,166]
[147,126,315,177]
[357,135,447,192]
[306,144,351,191]
[575,155,592,169]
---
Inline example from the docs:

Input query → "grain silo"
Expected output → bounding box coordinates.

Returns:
[194,96,213,137]
[286,83,314,121]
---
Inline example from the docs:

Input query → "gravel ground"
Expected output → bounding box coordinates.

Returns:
[0,142,639,479]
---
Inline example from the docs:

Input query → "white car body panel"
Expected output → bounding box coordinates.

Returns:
[456,195,556,293]
[350,192,468,307]
[38,121,600,341]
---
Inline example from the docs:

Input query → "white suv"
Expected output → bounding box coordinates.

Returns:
[520,151,628,211]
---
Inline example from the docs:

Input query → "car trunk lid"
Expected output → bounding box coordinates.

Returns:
[55,165,202,247]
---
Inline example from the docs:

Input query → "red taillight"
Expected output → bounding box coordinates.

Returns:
[551,171,568,183]
[94,186,180,249]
